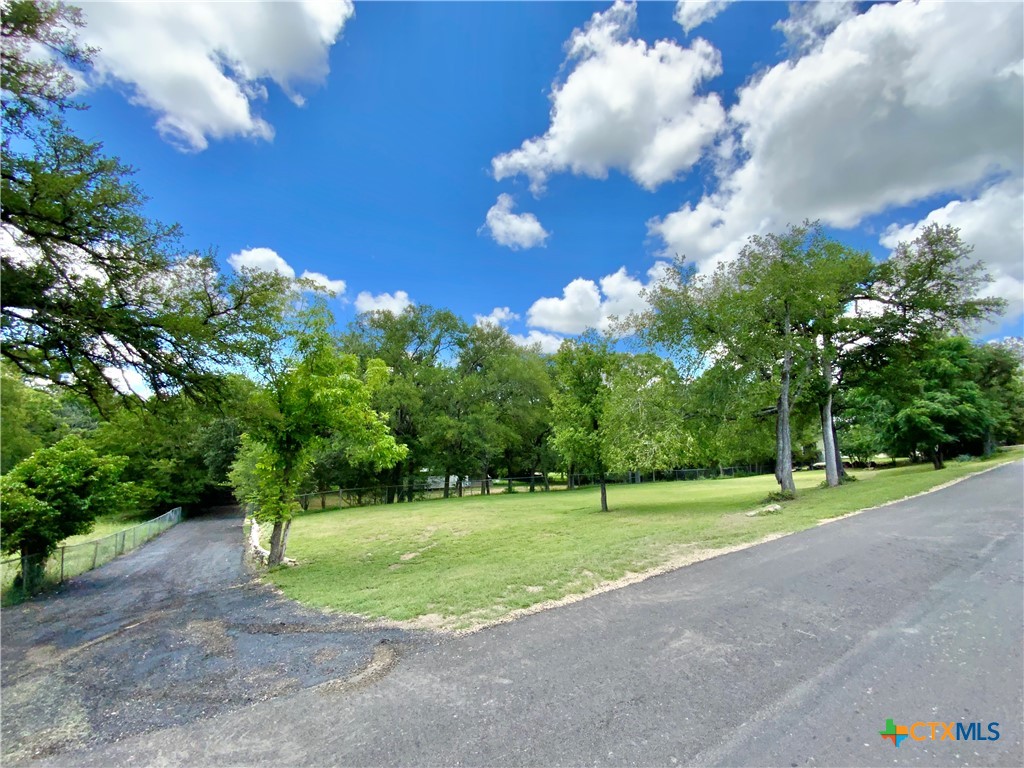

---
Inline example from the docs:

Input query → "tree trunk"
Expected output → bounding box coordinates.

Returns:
[19,545,43,595]
[775,307,797,495]
[568,463,574,490]
[529,464,537,492]
[386,464,400,504]
[268,519,292,566]
[443,469,451,499]
[983,429,995,457]
[820,337,840,488]
[830,416,848,479]
[930,447,945,470]
[599,472,608,512]
[774,337,798,499]
[820,397,840,488]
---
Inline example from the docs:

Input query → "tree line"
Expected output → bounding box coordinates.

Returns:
[2,1,1022,572]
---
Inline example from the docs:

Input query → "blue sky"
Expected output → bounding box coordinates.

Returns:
[67,1,1023,347]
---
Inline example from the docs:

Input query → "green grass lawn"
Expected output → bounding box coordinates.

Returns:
[57,508,162,548]
[268,449,1022,630]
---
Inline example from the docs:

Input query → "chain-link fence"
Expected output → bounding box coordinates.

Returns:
[1,507,183,605]
[294,464,771,513]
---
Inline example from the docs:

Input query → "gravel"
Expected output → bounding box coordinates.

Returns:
[0,508,419,764]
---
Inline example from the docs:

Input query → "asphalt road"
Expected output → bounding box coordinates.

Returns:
[9,462,1024,767]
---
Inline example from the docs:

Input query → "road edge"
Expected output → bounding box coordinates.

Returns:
[439,457,1023,636]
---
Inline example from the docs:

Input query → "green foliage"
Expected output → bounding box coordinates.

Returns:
[0,434,135,558]
[550,334,613,478]
[229,435,290,523]
[1,0,90,135]
[1,363,101,474]
[458,323,554,480]
[637,222,870,492]
[846,334,1023,468]
[1,1,294,408]
[84,374,257,513]
[974,340,1024,448]
[601,354,688,473]
[231,300,407,561]
[342,305,467,491]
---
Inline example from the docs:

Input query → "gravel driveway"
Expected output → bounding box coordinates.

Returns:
[0,508,415,764]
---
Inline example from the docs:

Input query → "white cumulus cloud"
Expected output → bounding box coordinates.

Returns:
[492,0,725,193]
[481,195,550,250]
[510,330,565,354]
[474,306,521,327]
[226,247,346,297]
[526,263,671,334]
[774,1,858,53]
[527,278,603,335]
[650,0,1024,272]
[354,290,414,315]
[880,178,1024,331]
[298,270,346,297]
[79,1,354,151]
[674,1,733,34]
[228,247,293,276]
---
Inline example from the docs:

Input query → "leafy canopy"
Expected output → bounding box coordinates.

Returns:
[1,0,293,408]
[0,433,134,557]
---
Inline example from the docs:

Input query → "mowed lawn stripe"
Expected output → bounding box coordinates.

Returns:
[267,451,1022,630]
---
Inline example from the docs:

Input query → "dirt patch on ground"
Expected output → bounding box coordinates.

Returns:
[314,641,401,695]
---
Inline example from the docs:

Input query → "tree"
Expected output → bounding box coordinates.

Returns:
[232,299,406,565]
[800,235,875,486]
[640,225,832,496]
[455,323,553,493]
[342,305,466,501]
[89,375,257,514]
[974,340,1024,452]
[832,223,1004,474]
[601,353,688,479]
[1,0,90,136]
[1,361,100,474]
[2,0,293,409]
[0,433,134,587]
[847,335,1024,469]
[866,224,1005,342]
[551,334,615,511]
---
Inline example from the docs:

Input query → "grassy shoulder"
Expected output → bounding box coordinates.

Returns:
[267,449,1022,630]
[58,508,164,548]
